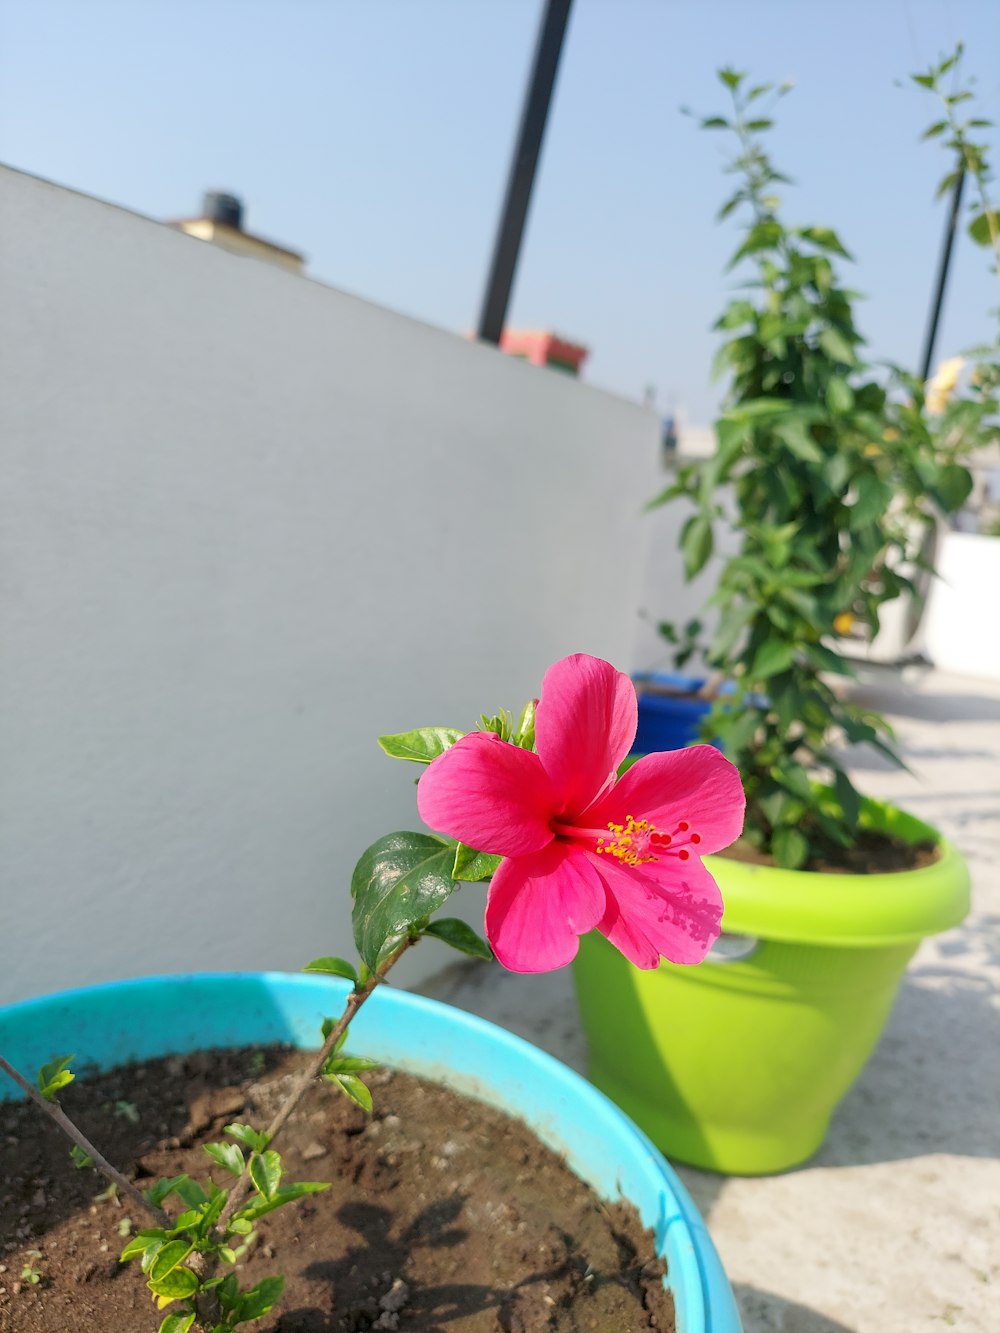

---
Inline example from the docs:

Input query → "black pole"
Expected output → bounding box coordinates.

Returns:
[919,166,966,382]
[476,0,573,345]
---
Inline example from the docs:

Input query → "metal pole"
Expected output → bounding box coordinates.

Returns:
[919,166,966,382]
[476,0,573,345]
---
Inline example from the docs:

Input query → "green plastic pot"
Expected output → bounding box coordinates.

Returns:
[572,799,969,1175]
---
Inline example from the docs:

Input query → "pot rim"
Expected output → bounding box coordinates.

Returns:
[709,798,970,946]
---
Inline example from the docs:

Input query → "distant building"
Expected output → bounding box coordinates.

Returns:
[170,192,305,273]
[499,329,588,376]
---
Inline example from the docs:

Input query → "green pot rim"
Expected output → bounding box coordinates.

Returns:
[707,798,970,947]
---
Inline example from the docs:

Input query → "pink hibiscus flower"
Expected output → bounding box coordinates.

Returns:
[417,653,745,973]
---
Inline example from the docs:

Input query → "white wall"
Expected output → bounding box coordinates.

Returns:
[0,167,663,1005]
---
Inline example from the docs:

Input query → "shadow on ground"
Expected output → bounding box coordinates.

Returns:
[733,1283,855,1332]
[814,916,1000,1168]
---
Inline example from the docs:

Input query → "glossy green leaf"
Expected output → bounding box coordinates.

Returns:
[224,1123,269,1153]
[248,1150,282,1201]
[377,727,463,764]
[158,1312,196,1333]
[329,1072,374,1114]
[452,843,502,882]
[202,1141,245,1177]
[422,918,493,960]
[302,956,358,982]
[148,1240,194,1284]
[238,1181,330,1223]
[147,1264,198,1302]
[237,1275,285,1323]
[37,1054,75,1101]
[351,831,457,970]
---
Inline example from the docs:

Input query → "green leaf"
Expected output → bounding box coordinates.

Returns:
[148,1240,195,1284]
[237,1180,329,1223]
[798,225,852,258]
[148,1265,198,1302]
[422,918,494,960]
[932,462,973,512]
[825,377,855,414]
[921,119,948,140]
[452,842,502,882]
[727,397,793,420]
[69,1144,94,1169]
[158,1313,196,1333]
[37,1054,75,1101]
[172,1178,209,1209]
[850,474,892,528]
[324,1054,380,1075]
[729,221,783,266]
[700,115,730,129]
[351,831,458,971]
[144,1176,189,1209]
[818,327,856,364]
[750,639,797,680]
[120,1232,168,1264]
[772,825,810,869]
[718,67,743,90]
[806,642,856,676]
[681,513,714,579]
[833,769,861,829]
[202,1141,245,1177]
[248,1150,283,1202]
[329,1072,374,1114]
[224,1123,269,1153]
[775,422,824,465]
[377,727,463,764]
[237,1275,285,1323]
[302,956,358,982]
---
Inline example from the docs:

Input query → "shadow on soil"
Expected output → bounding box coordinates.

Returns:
[732,1282,854,1331]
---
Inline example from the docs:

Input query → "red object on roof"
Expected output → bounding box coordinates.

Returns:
[499,329,589,374]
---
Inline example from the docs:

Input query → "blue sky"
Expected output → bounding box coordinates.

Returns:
[2,0,997,424]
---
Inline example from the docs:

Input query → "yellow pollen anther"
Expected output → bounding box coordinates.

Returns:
[596,815,659,867]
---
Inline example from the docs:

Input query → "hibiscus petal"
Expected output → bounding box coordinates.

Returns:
[534,654,637,816]
[485,844,608,973]
[590,850,724,967]
[417,732,556,857]
[596,745,745,853]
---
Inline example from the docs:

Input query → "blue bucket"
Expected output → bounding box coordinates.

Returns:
[0,972,741,1332]
[632,672,714,753]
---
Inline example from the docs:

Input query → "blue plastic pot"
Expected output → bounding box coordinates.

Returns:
[632,672,714,753]
[0,973,741,1332]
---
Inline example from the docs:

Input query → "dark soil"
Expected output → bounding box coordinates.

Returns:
[0,1045,674,1332]
[720,828,940,875]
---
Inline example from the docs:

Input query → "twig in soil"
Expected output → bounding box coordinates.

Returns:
[0,1053,170,1228]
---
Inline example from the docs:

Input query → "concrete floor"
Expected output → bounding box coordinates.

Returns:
[418,668,1000,1333]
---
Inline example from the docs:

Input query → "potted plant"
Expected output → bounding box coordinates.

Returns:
[908,47,1000,677]
[1,653,745,1330]
[572,69,972,1174]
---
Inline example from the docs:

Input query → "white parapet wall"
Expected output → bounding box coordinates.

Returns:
[0,167,662,1005]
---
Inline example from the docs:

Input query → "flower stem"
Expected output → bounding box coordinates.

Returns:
[0,1053,170,1227]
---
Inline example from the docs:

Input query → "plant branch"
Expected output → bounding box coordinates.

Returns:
[0,1053,170,1227]
[211,936,415,1237]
